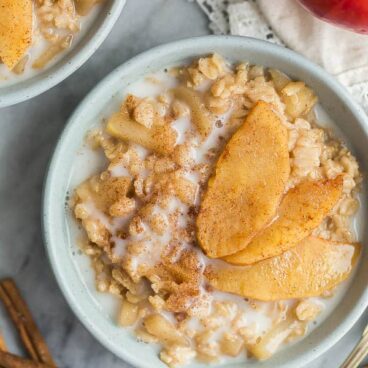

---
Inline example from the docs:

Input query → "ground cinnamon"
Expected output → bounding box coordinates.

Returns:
[0,279,56,367]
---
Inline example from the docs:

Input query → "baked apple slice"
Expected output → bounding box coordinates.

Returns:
[196,101,290,258]
[173,86,213,139]
[224,176,343,265]
[107,111,177,155]
[206,237,359,301]
[0,0,33,70]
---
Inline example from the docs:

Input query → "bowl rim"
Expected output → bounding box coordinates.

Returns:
[43,35,368,368]
[0,0,126,108]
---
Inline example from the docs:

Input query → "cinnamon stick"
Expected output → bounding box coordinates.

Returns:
[0,285,38,361]
[0,330,6,351]
[0,279,56,367]
[0,350,50,368]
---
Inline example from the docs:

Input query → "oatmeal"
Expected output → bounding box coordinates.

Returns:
[71,54,362,366]
[0,0,101,84]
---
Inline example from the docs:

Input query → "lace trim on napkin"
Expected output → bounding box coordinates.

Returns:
[228,2,283,44]
[195,0,243,34]
[195,0,283,41]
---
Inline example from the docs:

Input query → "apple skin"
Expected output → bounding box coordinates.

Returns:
[298,0,368,34]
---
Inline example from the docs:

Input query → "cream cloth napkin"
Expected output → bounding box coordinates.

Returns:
[195,0,368,113]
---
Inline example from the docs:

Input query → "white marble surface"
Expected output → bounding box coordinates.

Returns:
[0,0,367,367]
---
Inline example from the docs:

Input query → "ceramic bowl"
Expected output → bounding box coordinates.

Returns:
[43,36,368,368]
[0,0,126,108]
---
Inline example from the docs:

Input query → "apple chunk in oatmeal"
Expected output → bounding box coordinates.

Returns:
[72,54,362,366]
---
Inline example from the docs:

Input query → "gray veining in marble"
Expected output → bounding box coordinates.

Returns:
[0,0,367,367]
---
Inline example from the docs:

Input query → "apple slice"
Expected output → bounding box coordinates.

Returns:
[224,176,343,265]
[196,101,290,258]
[206,237,360,301]
[106,111,177,155]
[173,86,213,139]
[0,0,33,70]
[75,0,99,15]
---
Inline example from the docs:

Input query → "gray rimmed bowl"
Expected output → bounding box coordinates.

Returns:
[43,36,368,368]
[0,0,126,108]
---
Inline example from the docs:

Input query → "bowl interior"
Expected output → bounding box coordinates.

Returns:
[43,36,368,368]
[0,0,126,108]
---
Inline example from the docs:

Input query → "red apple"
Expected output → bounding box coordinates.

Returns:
[298,0,368,34]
